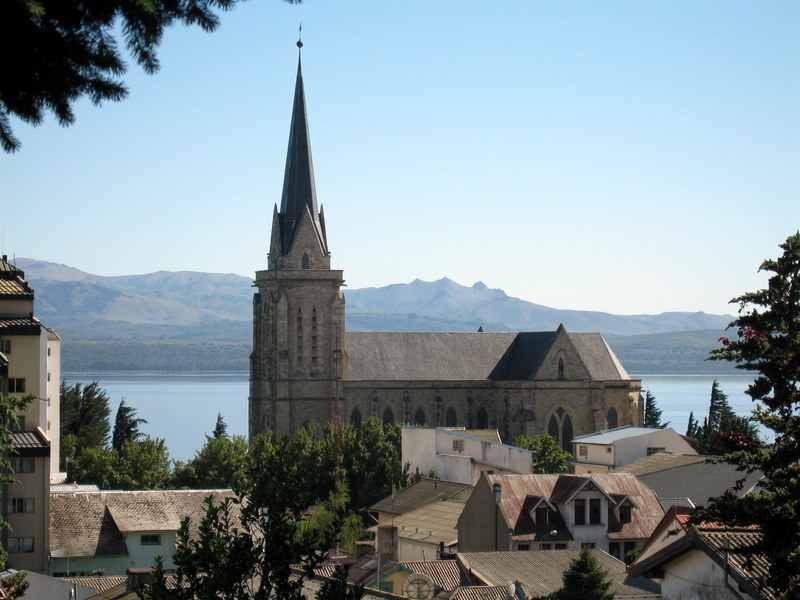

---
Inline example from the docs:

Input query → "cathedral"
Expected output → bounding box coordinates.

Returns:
[248,51,643,448]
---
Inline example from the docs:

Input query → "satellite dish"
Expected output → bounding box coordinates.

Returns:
[402,572,435,600]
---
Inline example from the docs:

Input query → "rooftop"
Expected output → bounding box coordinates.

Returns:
[572,425,672,444]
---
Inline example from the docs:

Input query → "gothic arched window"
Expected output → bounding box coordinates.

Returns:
[446,407,457,427]
[558,357,565,380]
[608,407,618,429]
[548,415,559,438]
[414,408,426,426]
[301,253,310,269]
[561,415,573,452]
[548,408,574,452]
[350,408,362,427]
[383,408,394,425]
[477,407,489,429]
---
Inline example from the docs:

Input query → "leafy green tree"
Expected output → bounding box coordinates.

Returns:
[697,232,800,596]
[60,381,111,463]
[116,437,172,490]
[643,390,669,429]
[156,432,349,600]
[171,432,248,490]
[112,399,147,451]
[70,446,120,489]
[515,433,572,473]
[557,546,614,600]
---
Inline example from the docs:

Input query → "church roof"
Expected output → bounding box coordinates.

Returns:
[276,53,327,255]
[344,330,630,381]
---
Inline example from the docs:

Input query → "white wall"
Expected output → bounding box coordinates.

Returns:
[49,531,179,576]
[662,549,753,600]
[614,429,696,467]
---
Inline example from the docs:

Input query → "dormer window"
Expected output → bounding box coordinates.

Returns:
[619,504,632,524]
[535,506,549,525]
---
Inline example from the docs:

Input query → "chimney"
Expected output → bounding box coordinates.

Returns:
[377,525,398,562]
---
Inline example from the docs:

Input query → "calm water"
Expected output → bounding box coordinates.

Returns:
[63,371,759,462]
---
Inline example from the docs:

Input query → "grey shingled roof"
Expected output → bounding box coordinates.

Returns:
[50,490,235,559]
[614,451,708,475]
[346,330,628,382]
[458,550,660,598]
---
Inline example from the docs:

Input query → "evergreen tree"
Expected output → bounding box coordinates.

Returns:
[690,381,760,455]
[686,411,698,438]
[557,546,614,600]
[697,232,800,595]
[112,399,147,451]
[60,381,111,461]
[643,390,669,429]
[212,413,228,439]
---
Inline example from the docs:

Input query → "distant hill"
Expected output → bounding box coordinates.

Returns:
[14,258,736,372]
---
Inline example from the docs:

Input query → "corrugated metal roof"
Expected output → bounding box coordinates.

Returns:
[447,585,509,600]
[572,426,662,444]
[615,451,707,475]
[458,550,660,598]
[10,430,49,450]
[390,499,464,544]
[401,560,466,590]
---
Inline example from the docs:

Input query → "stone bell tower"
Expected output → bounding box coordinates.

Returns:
[249,43,346,439]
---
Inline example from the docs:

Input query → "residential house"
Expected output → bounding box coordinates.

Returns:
[402,427,534,485]
[629,505,774,600]
[0,568,97,600]
[457,472,664,560]
[369,478,472,561]
[457,549,661,599]
[615,451,763,509]
[49,489,235,576]
[572,426,696,474]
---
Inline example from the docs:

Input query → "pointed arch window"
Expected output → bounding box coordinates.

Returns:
[301,253,310,269]
[548,408,574,452]
[383,408,394,425]
[351,408,362,427]
[446,407,457,427]
[477,407,489,429]
[414,408,426,426]
[558,357,565,380]
[608,407,618,429]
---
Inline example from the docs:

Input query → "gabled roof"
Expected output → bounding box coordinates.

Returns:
[630,507,775,599]
[345,328,631,382]
[485,473,664,542]
[378,498,464,545]
[615,451,707,475]
[458,550,660,598]
[369,478,472,516]
[50,490,235,559]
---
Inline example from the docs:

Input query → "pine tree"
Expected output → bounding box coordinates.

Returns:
[686,412,698,438]
[212,413,228,439]
[557,546,614,600]
[698,232,800,594]
[643,390,669,429]
[112,399,147,451]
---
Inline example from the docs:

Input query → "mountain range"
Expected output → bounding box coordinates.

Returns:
[13,258,736,372]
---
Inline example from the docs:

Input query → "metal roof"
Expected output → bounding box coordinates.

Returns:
[370,478,473,516]
[401,560,467,590]
[615,451,707,476]
[572,426,665,444]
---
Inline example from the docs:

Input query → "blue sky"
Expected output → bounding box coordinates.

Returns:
[2,1,798,316]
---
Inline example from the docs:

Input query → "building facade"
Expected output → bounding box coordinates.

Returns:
[249,53,643,445]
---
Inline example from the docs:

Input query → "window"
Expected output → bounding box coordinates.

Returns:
[141,534,161,545]
[0,339,10,353]
[477,407,488,429]
[350,408,362,427]
[517,544,530,551]
[301,253,310,269]
[619,505,632,524]
[540,543,552,550]
[311,309,318,367]
[589,499,602,525]
[8,537,34,553]
[452,439,464,452]
[296,309,303,363]
[574,499,586,525]
[579,445,588,457]
[609,542,620,559]
[624,541,636,563]
[11,457,35,473]
[414,408,426,426]
[555,543,567,550]
[535,507,549,525]
[446,407,457,427]
[8,378,25,393]
[7,498,34,513]
[382,408,394,425]
[607,407,618,429]
[606,447,612,453]
[647,447,666,456]
[557,357,565,379]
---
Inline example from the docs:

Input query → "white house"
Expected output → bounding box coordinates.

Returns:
[571,426,696,474]
[402,426,534,485]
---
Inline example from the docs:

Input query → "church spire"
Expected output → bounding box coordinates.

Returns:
[277,37,328,256]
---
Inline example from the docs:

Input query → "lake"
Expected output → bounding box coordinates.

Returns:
[62,371,760,462]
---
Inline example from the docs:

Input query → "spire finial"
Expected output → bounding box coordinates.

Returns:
[297,23,303,49]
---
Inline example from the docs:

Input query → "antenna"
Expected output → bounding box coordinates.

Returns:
[297,23,303,50]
